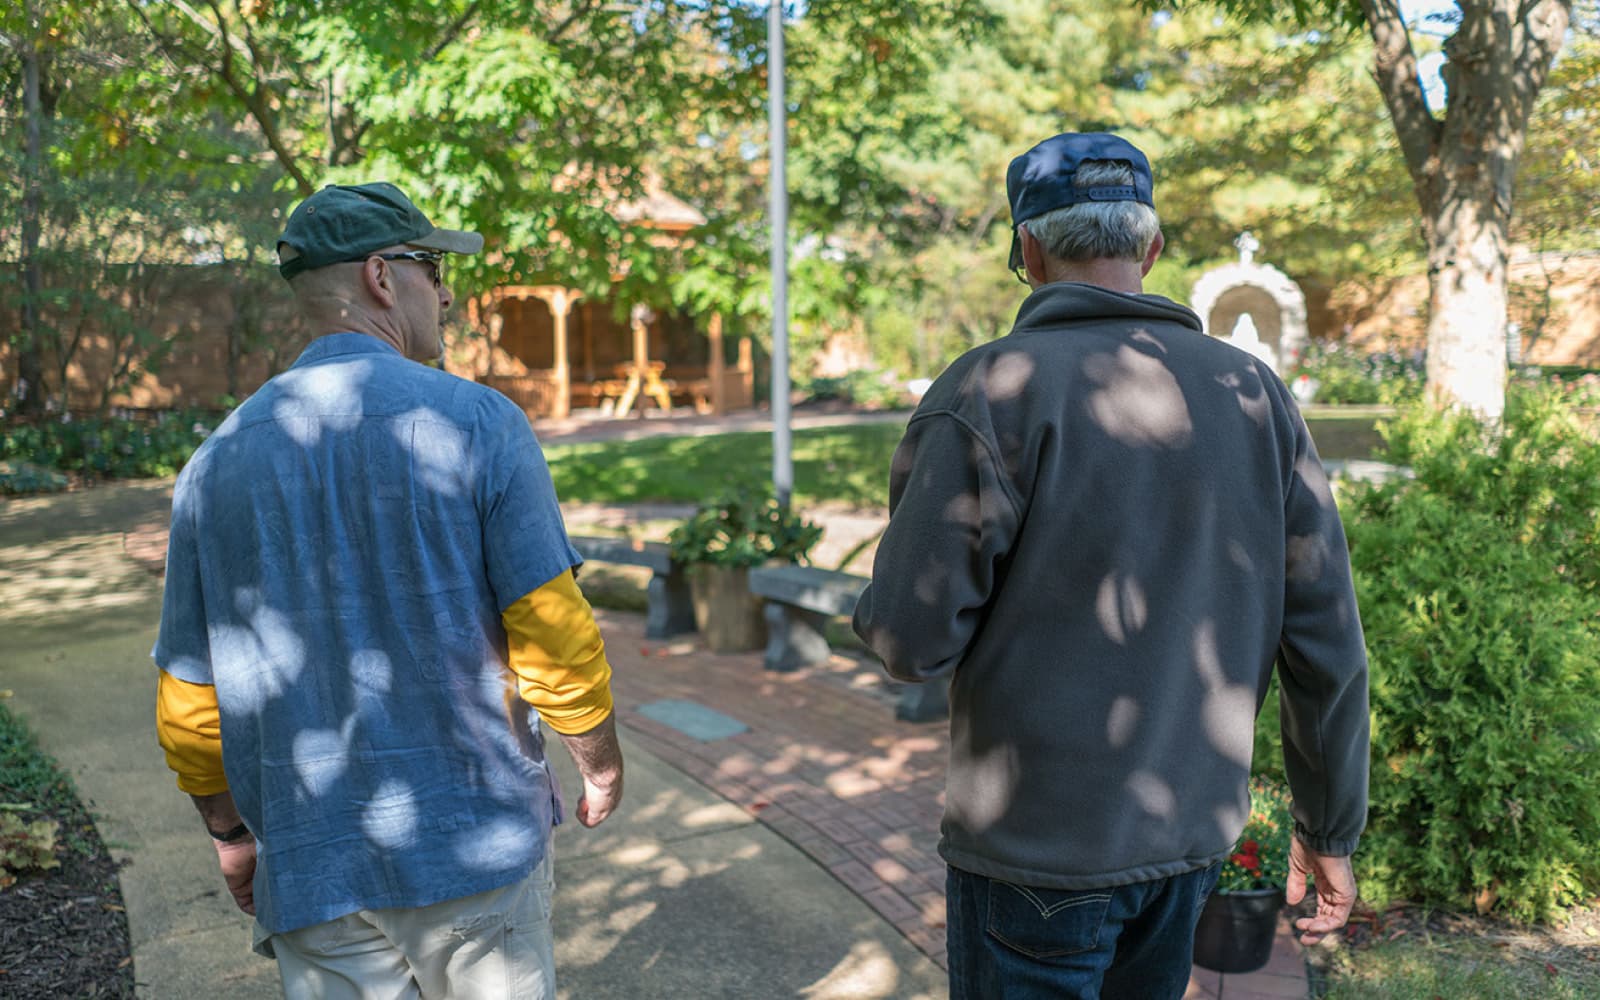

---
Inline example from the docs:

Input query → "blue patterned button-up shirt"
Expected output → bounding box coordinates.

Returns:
[154,333,580,935]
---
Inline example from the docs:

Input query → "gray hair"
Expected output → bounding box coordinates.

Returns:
[1022,161,1161,263]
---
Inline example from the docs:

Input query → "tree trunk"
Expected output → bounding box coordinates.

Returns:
[1422,162,1512,419]
[16,0,48,417]
[1362,0,1571,420]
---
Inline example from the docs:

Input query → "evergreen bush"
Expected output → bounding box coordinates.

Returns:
[1343,386,1600,921]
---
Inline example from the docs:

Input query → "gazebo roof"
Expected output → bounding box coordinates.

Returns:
[612,183,706,233]
[555,164,706,235]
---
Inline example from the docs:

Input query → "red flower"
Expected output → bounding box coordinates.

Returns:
[1241,840,1259,854]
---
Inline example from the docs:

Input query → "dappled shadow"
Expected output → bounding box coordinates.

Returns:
[138,341,585,938]
[0,480,174,637]
[544,728,945,998]
[551,830,942,999]
[862,313,1361,876]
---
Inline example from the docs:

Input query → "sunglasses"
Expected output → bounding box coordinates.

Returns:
[354,250,444,288]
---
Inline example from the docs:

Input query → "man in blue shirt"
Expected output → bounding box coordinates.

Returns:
[155,182,623,998]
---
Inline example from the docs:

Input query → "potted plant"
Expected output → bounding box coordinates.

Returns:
[1192,775,1294,974]
[667,487,822,652]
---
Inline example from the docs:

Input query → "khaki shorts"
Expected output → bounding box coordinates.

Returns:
[258,856,556,1000]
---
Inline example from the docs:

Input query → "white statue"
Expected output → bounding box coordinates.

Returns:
[1223,313,1279,371]
[1234,231,1260,266]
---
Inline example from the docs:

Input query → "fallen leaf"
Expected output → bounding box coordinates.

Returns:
[1474,881,1500,915]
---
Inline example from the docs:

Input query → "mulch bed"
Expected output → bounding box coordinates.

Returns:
[0,798,134,999]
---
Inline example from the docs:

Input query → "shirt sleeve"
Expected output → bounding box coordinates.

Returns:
[502,569,615,735]
[1277,410,1371,856]
[852,410,1022,682]
[155,669,229,796]
[474,396,583,613]
[151,464,213,684]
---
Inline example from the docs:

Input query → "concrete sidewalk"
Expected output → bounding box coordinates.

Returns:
[0,482,944,999]
[1,477,1315,999]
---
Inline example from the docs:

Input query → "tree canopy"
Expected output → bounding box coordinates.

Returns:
[3,1,1597,414]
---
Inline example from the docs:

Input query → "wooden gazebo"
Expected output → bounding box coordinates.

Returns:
[470,179,753,420]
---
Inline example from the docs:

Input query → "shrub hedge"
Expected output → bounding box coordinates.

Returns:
[0,410,220,485]
[1339,386,1600,921]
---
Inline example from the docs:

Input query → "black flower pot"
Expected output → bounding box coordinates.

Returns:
[1191,887,1285,974]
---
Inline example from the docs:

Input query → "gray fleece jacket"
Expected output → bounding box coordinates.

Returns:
[853,281,1369,890]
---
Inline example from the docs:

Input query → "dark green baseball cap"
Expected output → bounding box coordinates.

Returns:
[276,181,483,280]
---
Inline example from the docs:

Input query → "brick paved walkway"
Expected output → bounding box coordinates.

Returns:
[596,610,1312,1000]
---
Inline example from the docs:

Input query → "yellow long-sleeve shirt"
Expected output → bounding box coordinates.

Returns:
[156,569,614,793]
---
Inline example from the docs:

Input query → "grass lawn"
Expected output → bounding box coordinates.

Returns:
[545,421,907,507]
[545,410,1387,508]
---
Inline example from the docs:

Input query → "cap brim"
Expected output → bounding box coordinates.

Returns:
[409,227,484,255]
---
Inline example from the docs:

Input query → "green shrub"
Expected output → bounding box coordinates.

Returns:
[0,410,220,480]
[1343,386,1600,921]
[0,460,69,496]
[667,487,823,568]
[800,370,910,410]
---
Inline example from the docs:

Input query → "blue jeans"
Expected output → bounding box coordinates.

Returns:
[946,862,1221,1000]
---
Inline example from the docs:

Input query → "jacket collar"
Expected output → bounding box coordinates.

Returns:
[1012,281,1202,336]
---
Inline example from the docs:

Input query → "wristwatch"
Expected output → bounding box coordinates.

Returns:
[209,822,252,843]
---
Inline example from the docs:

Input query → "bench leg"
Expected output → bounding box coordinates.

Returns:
[647,571,697,638]
[896,677,951,723]
[763,603,832,672]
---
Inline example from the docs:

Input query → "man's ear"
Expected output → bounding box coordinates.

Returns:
[363,257,398,308]
[1141,230,1165,277]
[1020,225,1047,285]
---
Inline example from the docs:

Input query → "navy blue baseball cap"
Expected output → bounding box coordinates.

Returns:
[1006,133,1155,270]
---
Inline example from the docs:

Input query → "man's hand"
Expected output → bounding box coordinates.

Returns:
[187,790,258,914]
[1286,837,1357,945]
[576,771,623,827]
[213,836,257,914]
[556,713,624,828]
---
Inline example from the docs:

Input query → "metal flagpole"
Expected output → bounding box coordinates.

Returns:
[768,0,793,508]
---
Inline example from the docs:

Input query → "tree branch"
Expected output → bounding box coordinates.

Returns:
[1359,0,1440,193]
[424,0,483,62]
[200,0,314,195]
[1511,0,1571,96]
[549,0,604,44]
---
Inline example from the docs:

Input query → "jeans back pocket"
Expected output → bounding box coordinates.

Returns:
[986,880,1113,959]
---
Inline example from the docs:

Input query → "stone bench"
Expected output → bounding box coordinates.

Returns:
[570,535,695,639]
[747,564,949,723]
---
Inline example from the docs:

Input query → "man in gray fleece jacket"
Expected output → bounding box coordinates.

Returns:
[853,132,1369,999]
